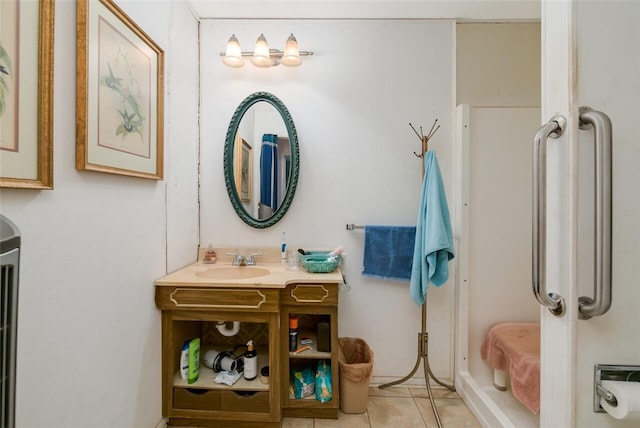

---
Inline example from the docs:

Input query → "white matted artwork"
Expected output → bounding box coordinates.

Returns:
[0,0,54,189]
[235,135,252,202]
[76,0,164,179]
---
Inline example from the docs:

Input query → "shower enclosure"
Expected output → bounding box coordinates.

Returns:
[456,2,640,425]
[455,105,542,427]
[1,215,20,428]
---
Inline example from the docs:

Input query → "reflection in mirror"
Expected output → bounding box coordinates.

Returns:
[235,103,291,219]
[224,92,299,228]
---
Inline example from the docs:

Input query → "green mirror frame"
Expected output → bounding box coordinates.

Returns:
[223,92,300,228]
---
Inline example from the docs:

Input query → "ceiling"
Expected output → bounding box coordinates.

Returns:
[187,0,541,21]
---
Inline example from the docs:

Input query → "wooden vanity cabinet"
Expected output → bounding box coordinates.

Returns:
[155,287,281,428]
[155,279,341,426]
[280,283,340,419]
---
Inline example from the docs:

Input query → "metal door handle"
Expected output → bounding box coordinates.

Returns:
[578,107,613,320]
[532,115,567,316]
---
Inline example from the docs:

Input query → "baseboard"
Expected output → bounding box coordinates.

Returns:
[154,417,168,428]
[455,371,514,428]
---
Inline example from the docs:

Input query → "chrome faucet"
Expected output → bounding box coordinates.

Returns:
[226,252,263,266]
[232,255,249,266]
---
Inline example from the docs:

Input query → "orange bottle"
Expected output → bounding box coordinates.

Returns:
[289,316,299,352]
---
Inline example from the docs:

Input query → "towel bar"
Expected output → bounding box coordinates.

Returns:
[346,224,364,230]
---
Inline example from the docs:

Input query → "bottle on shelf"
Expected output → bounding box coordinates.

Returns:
[179,340,189,380]
[289,316,298,352]
[187,338,200,384]
[244,340,258,381]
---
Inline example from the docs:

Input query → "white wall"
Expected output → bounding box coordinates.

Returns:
[0,0,199,426]
[200,19,457,382]
[457,23,541,107]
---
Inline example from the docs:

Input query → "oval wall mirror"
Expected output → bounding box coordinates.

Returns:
[223,92,300,228]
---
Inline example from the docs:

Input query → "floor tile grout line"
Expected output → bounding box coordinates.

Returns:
[414,394,431,428]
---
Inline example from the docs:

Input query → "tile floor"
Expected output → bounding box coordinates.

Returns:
[282,385,481,428]
[167,385,482,428]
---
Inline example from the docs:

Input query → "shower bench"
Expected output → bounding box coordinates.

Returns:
[480,322,540,413]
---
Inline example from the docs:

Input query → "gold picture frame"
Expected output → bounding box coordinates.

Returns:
[0,0,54,189]
[76,0,164,180]
[235,135,252,202]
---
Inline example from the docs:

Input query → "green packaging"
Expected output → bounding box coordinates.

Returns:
[187,338,200,384]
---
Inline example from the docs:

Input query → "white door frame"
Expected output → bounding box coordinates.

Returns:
[539,0,579,426]
[541,0,640,426]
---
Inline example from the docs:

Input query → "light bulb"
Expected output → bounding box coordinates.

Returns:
[222,34,244,67]
[251,34,273,67]
[281,33,302,67]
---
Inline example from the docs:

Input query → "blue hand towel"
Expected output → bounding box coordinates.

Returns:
[260,134,279,211]
[410,151,455,305]
[362,225,416,281]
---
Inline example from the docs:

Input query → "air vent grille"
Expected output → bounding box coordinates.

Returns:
[0,264,16,428]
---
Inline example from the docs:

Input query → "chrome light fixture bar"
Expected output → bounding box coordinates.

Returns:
[220,33,313,68]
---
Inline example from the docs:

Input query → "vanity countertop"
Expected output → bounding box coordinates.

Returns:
[154,247,343,288]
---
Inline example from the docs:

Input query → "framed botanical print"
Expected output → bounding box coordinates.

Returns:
[235,135,252,202]
[0,0,54,189]
[76,0,164,179]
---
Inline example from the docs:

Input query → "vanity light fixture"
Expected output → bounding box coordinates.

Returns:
[221,33,313,68]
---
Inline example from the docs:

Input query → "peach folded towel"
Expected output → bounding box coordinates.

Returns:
[480,322,540,413]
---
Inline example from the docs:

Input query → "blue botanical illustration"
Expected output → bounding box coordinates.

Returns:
[100,50,145,137]
[0,41,13,117]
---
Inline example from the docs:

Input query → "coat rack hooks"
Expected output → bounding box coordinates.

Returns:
[410,119,440,158]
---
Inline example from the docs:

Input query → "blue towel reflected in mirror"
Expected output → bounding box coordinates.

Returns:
[260,134,279,212]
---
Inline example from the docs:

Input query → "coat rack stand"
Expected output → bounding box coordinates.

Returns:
[378,120,455,428]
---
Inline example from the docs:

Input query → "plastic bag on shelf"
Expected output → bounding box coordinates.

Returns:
[291,366,316,399]
[315,360,332,402]
[214,370,242,386]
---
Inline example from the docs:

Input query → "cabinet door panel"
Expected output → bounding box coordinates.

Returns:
[156,287,279,311]
[281,284,338,305]
[221,391,270,413]
[173,388,221,411]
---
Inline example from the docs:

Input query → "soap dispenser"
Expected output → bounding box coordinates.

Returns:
[203,243,216,264]
[244,340,258,381]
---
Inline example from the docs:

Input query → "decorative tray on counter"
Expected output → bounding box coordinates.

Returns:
[300,252,341,273]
